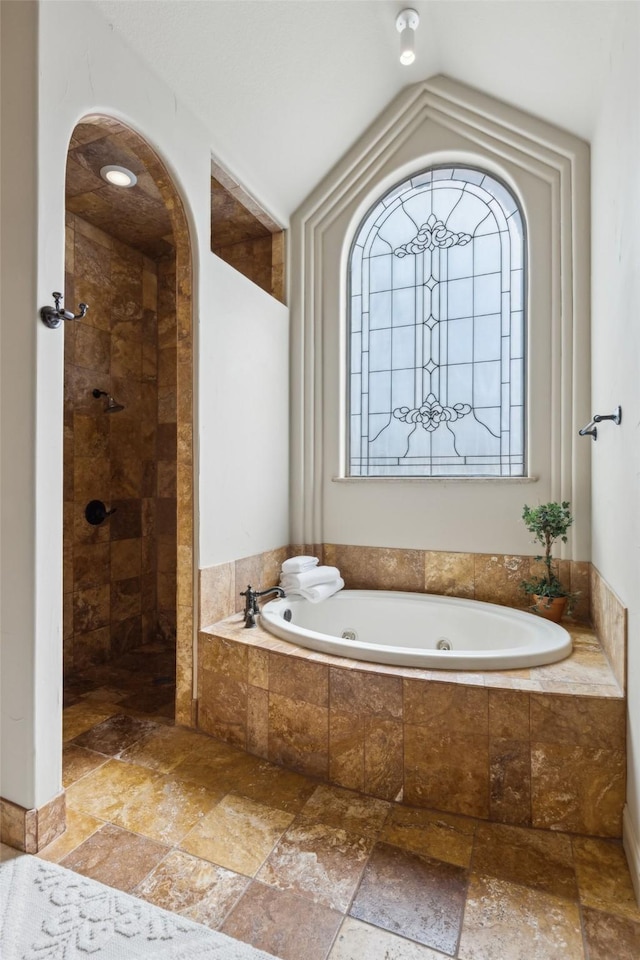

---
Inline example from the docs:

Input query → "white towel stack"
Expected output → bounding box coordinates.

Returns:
[280,556,344,603]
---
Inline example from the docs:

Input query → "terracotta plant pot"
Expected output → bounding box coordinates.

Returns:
[531,595,568,623]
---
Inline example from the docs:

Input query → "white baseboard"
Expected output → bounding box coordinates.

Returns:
[623,804,640,906]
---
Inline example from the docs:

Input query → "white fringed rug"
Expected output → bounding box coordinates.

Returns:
[0,852,277,960]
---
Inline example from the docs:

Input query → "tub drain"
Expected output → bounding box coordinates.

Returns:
[342,629,357,641]
[436,637,452,651]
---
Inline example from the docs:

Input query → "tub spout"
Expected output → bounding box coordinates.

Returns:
[240,585,285,628]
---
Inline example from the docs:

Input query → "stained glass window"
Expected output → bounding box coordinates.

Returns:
[348,167,525,477]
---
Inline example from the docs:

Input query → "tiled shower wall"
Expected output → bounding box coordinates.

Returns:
[64,214,176,671]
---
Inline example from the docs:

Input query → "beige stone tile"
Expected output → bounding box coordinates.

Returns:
[222,880,342,960]
[135,849,249,929]
[531,741,625,836]
[119,725,209,774]
[197,668,247,747]
[36,793,66,849]
[63,702,118,741]
[530,694,624,748]
[37,808,103,863]
[62,744,108,787]
[325,544,424,592]
[329,917,447,959]
[582,906,640,960]
[199,562,236,627]
[572,836,640,922]
[404,728,490,818]
[472,821,577,899]
[64,758,159,821]
[424,551,475,599]
[248,646,269,688]
[60,823,169,894]
[270,652,329,708]
[350,841,467,954]
[257,819,373,912]
[172,736,259,793]
[268,691,329,779]
[0,799,33,852]
[530,645,620,688]
[381,805,477,868]
[364,717,404,801]
[181,795,294,876]
[458,874,584,959]
[403,680,488,733]
[488,689,530,739]
[226,762,318,815]
[474,554,531,608]
[199,633,247,680]
[489,738,531,825]
[538,681,622,697]
[247,685,269,759]
[330,668,402,720]
[591,566,626,691]
[329,711,365,793]
[300,784,390,838]
[113,771,219,846]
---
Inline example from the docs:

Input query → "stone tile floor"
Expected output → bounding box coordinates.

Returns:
[39,653,640,960]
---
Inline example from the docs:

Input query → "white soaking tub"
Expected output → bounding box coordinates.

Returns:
[260,589,572,670]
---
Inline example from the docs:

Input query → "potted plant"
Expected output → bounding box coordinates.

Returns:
[520,501,575,622]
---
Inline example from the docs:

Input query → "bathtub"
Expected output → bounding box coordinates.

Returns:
[260,589,572,670]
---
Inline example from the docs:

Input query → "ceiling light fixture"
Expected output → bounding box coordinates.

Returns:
[396,8,420,66]
[100,164,137,188]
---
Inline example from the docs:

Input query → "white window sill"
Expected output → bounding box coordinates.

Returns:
[332,476,539,484]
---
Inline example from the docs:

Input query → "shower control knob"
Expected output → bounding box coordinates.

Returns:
[85,500,117,526]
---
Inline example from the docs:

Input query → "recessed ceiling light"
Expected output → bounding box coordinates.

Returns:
[100,164,137,188]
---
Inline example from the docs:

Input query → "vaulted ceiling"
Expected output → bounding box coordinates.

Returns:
[93,0,621,221]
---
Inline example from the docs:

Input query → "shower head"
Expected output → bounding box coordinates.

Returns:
[92,388,125,414]
[105,396,125,413]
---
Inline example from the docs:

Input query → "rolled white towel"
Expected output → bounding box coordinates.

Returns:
[280,566,341,591]
[286,578,344,604]
[281,555,319,574]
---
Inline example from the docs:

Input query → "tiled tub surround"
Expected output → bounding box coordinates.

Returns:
[198,616,625,839]
[591,564,627,690]
[199,546,593,630]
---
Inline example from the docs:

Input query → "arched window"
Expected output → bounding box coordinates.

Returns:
[348,166,525,478]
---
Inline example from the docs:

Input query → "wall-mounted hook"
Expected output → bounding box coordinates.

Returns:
[40,291,88,329]
[579,406,622,441]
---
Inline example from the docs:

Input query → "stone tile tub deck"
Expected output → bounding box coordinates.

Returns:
[198,616,625,838]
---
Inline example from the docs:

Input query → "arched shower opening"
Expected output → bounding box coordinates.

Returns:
[62,117,194,725]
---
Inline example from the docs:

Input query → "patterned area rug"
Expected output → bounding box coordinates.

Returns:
[0,852,277,960]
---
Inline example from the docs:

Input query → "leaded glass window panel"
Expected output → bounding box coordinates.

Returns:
[348,167,525,477]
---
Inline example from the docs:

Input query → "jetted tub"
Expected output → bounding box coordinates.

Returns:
[260,589,572,670]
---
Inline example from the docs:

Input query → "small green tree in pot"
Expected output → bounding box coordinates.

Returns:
[520,501,575,622]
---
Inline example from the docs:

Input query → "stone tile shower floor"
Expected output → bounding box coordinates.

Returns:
[43,689,640,960]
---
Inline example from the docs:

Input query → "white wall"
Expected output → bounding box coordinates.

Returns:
[199,256,289,568]
[291,78,591,559]
[590,3,640,886]
[0,0,289,811]
[0,0,50,810]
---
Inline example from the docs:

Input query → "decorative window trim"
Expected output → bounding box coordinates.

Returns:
[290,75,590,558]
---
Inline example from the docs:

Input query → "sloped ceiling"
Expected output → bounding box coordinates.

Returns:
[92,0,620,221]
